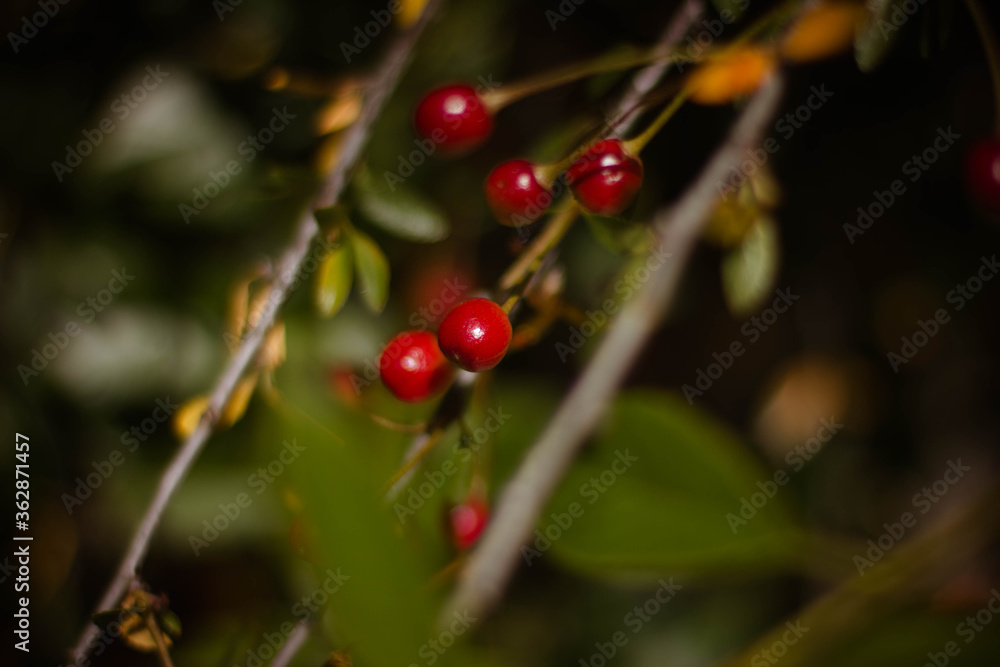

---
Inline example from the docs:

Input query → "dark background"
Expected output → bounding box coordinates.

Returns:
[1,0,999,665]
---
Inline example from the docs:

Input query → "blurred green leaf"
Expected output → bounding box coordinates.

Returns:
[349,227,390,313]
[159,610,183,638]
[352,167,450,243]
[583,212,650,254]
[543,390,805,581]
[812,608,1000,667]
[314,242,353,318]
[855,0,905,72]
[289,417,441,667]
[721,215,780,317]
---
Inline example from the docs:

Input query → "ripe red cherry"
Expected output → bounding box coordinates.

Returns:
[450,498,489,550]
[438,298,512,372]
[414,84,494,155]
[965,137,1000,209]
[379,331,452,402]
[566,138,644,216]
[485,159,553,227]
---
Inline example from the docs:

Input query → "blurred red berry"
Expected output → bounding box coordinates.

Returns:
[965,137,1000,209]
[379,331,452,402]
[450,498,489,550]
[485,159,553,227]
[566,138,644,216]
[414,84,493,155]
[438,298,512,372]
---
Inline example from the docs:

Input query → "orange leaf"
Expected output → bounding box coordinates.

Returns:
[781,2,865,63]
[688,46,777,106]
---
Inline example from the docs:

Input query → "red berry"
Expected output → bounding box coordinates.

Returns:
[379,331,452,402]
[566,138,644,216]
[414,84,494,155]
[485,159,553,227]
[450,498,489,550]
[965,137,1000,209]
[438,298,512,372]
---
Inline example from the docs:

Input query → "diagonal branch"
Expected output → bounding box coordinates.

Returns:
[441,72,787,627]
[67,3,441,663]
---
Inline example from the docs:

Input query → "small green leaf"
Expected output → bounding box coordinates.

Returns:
[314,241,353,318]
[855,0,905,72]
[349,227,390,313]
[721,215,780,317]
[352,167,450,243]
[158,610,182,638]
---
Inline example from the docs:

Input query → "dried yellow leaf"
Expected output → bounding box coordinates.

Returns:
[688,46,777,105]
[221,374,258,427]
[398,0,430,28]
[173,395,210,439]
[781,2,865,63]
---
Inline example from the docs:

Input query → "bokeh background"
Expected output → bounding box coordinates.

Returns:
[2,0,1000,665]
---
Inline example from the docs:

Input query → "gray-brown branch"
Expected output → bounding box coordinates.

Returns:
[442,72,787,627]
[67,2,441,663]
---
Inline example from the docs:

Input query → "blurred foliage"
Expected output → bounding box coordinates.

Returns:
[2,0,1000,666]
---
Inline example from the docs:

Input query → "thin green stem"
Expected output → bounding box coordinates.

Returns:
[483,48,698,111]
[624,89,692,155]
[499,201,580,292]
[964,0,1000,132]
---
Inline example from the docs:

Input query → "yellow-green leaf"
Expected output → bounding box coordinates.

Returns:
[855,0,905,72]
[314,242,353,318]
[352,166,449,243]
[721,215,780,317]
[349,228,390,313]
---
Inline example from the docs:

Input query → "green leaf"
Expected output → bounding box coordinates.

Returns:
[855,0,905,72]
[349,227,390,313]
[158,610,182,639]
[721,215,780,317]
[543,390,805,582]
[288,417,441,667]
[352,167,450,243]
[806,608,1000,667]
[583,212,650,254]
[314,240,353,318]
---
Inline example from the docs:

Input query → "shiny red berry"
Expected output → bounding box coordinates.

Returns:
[566,138,644,216]
[414,84,494,155]
[485,159,553,227]
[965,137,1000,209]
[379,331,452,402]
[438,298,512,372]
[450,498,489,550]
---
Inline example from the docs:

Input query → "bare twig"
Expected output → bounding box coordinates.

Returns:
[441,73,787,627]
[607,0,704,137]
[144,611,176,667]
[270,619,312,667]
[67,3,441,663]
[714,488,1000,667]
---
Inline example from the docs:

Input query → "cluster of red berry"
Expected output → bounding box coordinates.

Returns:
[379,297,512,402]
[414,84,644,224]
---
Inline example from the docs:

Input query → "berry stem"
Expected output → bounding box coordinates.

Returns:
[499,200,581,292]
[623,89,692,155]
[382,426,444,494]
[482,47,698,111]
[964,0,1000,132]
